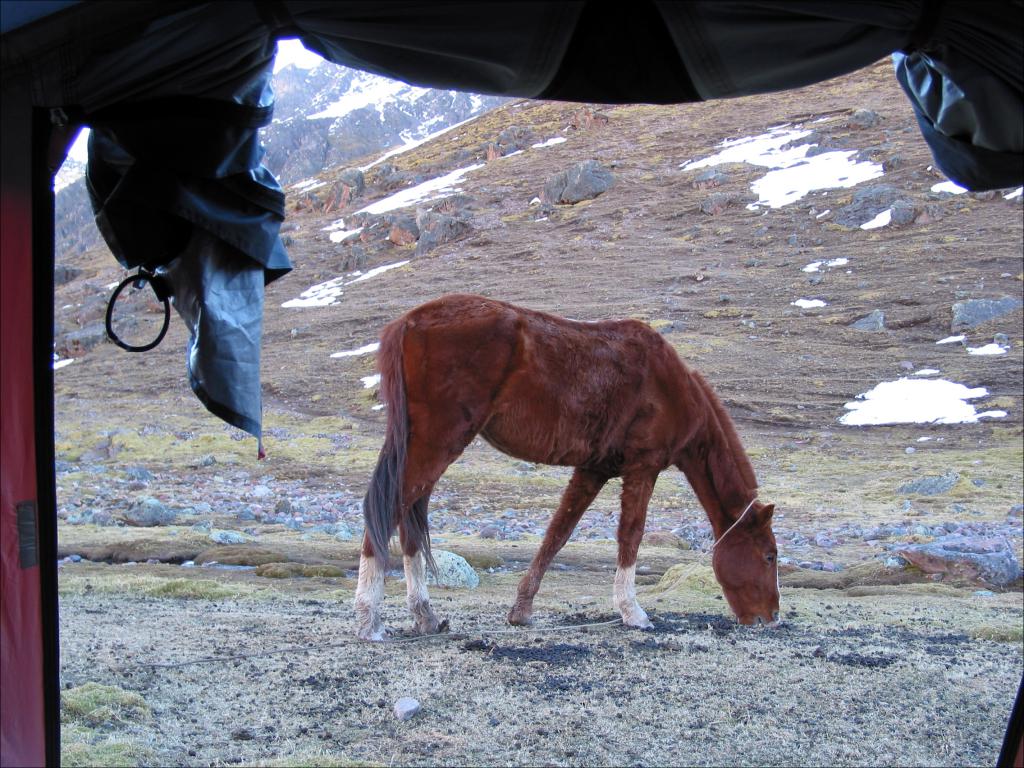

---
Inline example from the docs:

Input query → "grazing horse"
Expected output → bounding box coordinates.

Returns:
[355,294,780,641]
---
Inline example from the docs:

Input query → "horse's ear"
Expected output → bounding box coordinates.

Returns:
[754,502,775,526]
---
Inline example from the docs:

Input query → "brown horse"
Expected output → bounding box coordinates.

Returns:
[354,294,780,641]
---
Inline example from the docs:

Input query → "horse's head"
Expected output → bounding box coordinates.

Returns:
[711,501,780,626]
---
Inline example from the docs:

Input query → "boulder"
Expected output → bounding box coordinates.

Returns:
[338,168,365,196]
[426,550,480,589]
[896,535,1023,587]
[387,215,419,246]
[496,125,534,153]
[415,211,471,256]
[898,471,960,496]
[700,192,742,215]
[56,323,107,358]
[950,296,1023,331]
[209,529,249,545]
[850,309,886,332]
[833,185,911,229]
[121,497,177,526]
[542,160,613,205]
[848,109,880,129]
[569,106,609,130]
[691,169,728,189]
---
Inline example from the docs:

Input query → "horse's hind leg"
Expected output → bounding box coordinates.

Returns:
[508,468,606,626]
[399,492,443,635]
[614,470,657,629]
[355,533,388,641]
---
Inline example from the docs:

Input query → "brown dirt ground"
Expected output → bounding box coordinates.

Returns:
[54,59,1022,766]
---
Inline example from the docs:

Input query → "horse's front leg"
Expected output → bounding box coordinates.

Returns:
[615,471,657,629]
[508,468,606,625]
[354,534,387,641]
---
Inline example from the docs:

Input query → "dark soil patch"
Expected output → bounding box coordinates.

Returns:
[828,651,898,668]
[462,640,592,666]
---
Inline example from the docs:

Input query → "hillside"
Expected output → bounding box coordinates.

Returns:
[53,59,1023,767]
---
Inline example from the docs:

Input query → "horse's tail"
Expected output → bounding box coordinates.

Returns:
[362,319,411,570]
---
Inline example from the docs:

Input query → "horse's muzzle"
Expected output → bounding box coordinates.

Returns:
[752,610,781,628]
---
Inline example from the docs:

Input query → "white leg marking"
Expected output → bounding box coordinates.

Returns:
[614,564,653,629]
[354,554,386,641]
[404,552,440,633]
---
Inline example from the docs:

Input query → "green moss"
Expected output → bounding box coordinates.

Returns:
[193,546,285,567]
[649,562,720,595]
[970,623,1024,643]
[61,736,151,768]
[256,562,346,578]
[62,683,149,726]
[143,578,240,599]
[454,551,505,570]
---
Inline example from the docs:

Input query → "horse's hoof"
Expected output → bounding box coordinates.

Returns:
[507,608,534,627]
[625,617,654,630]
[415,617,448,636]
[621,607,654,630]
[356,625,388,642]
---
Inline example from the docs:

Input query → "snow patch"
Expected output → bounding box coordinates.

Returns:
[349,260,410,283]
[931,180,968,195]
[791,299,827,309]
[802,257,848,273]
[332,342,380,359]
[860,208,892,230]
[840,378,1007,426]
[329,228,362,243]
[361,374,381,389]
[308,74,429,121]
[936,335,965,345]
[681,127,883,209]
[357,164,483,215]
[912,369,941,376]
[532,137,567,149]
[1005,186,1023,200]
[282,259,410,308]
[967,343,1008,356]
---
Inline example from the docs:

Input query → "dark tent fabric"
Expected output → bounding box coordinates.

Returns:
[1,1,1022,765]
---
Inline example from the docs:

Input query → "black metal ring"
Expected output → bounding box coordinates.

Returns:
[104,271,171,352]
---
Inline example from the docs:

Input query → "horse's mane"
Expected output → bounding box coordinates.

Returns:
[691,369,758,505]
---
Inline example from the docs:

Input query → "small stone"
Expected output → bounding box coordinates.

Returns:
[394,697,421,721]
[231,728,255,741]
[812,645,826,658]
[905,447,916,454]
[849,109,880,129]
[479,524,502,540]
[209,529,248,545]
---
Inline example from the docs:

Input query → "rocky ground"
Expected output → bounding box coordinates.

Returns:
[53,59,1022,766]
